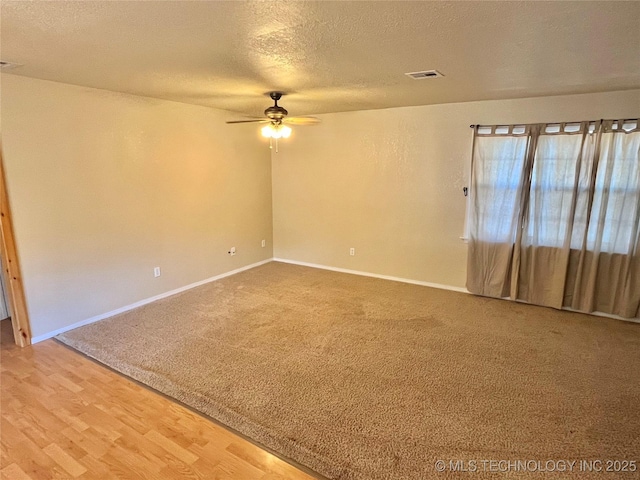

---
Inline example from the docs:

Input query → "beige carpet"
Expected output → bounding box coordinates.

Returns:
[57,262,640,479]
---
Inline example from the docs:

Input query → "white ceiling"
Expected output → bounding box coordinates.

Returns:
[1,1,639,117]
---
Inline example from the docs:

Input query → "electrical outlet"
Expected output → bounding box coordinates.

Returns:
[228,247,236,256]
[350,247,355,256]
[153,267,161,277]
[261,239,266,248]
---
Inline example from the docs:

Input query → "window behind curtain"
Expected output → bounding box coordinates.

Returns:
[474,121,640,255]
[588,130,640,253]
[471,133,529,244]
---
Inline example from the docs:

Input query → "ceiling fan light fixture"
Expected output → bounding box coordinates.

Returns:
[280,125,292,138]
[261,124,292,139]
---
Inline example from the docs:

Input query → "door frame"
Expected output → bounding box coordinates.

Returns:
[0,142,32,346]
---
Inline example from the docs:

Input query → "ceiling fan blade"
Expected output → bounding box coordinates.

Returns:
[283,116,321,126]
[226,119,269,124]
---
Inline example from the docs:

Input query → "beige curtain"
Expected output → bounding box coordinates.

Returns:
[467,120,640,319]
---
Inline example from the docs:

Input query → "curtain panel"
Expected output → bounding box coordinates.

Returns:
[467,120,640,319]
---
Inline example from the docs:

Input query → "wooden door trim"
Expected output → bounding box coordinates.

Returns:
[0,143,32,346]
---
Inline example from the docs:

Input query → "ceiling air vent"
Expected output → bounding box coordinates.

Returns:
[405,70,444,80]
[0,61,23,70]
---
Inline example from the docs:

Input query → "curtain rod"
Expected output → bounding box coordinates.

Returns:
[469,119,638,128]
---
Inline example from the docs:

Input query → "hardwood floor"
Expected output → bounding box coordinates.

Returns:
[0,320,318,479]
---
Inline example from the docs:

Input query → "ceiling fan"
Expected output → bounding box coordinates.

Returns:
[226,92,320,149]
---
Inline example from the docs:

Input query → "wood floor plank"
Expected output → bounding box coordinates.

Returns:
[93,450,150,480]
[51,407,91,433]
[49,372,85,393]
[144,429,199,465]
[0,417,29,451]
[0,319,317,480]
[75,454,116,480]
[9,438,65,479]
[212,449,268,480]
[226,441,314,479]
[4,413,53,450]
[114,423,175,467]
[0,462,33,480]
[100,403,151,436]
[101,443,164,479]
[43,443,88,477]
[60,427,111,459]
[182,451,223,479]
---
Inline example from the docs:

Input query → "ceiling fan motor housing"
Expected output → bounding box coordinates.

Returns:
[264,105,288,121]
[226,91,318,127]
[265,91,287,122]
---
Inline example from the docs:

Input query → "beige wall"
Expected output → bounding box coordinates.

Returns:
[1,74,273,339]
[272,89,640,288]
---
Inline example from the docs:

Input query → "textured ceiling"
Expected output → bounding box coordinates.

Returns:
[1,1,639,117]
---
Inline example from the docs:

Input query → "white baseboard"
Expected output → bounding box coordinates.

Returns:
[562,306,640,324]
[31,258,274,344]
[273,258,639,324]
[33,256,637,344]
[272,257,469,294]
